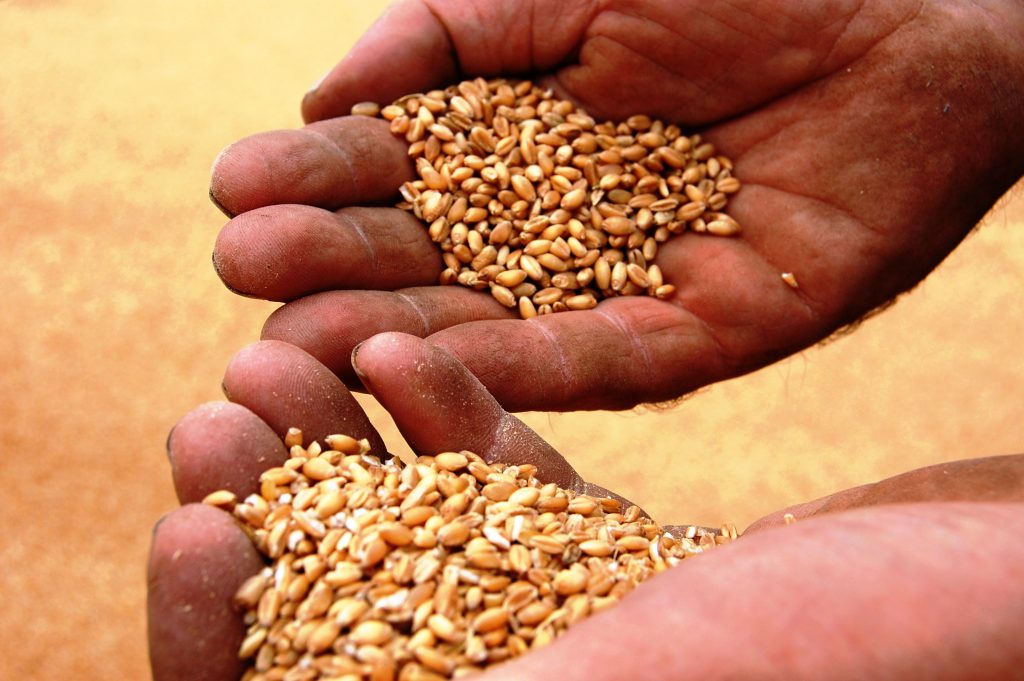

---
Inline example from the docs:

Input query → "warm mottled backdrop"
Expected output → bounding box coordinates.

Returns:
[1,2,1021,679]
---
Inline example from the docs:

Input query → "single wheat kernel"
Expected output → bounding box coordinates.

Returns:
[626,263,651,289]
[654,284,677,300]
[302,457,336,482]
[490,284,517,308]
[284,427,304,448]
[434,451,469,471]
[495,268,528,288]
[564,293,597,311]
[202,489,237,507]
[508,486,541,507]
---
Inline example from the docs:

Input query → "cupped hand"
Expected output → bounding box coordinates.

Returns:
[208,0,1024,411]
[147,333,622,681]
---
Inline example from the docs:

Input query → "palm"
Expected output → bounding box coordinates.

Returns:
[211,0,1018,410]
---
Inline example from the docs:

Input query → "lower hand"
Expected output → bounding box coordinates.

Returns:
[148,333,619,681]
[148,334,1024,680]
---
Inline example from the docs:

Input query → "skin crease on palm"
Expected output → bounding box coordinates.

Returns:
[208,0,1024,411]
[148,1,1024,679]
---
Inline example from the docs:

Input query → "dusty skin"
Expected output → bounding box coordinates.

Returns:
[1,2,1023,680]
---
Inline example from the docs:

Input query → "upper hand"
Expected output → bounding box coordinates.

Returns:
[208,0,1024,411]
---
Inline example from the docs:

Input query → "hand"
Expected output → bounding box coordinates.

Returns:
[208,0,1024,411]
[147,333,621,681]
[147,333,1024,680]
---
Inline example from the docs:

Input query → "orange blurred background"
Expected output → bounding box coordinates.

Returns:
[1,2,1022,678]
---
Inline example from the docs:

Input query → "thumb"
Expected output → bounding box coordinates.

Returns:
[301,0,594,122]
[147,504,264,681]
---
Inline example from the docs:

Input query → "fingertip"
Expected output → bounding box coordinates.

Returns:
[349,331,424,378]
[301,68,333,124]
[215,206,443,303]
[349,331,426,394]
[350,339,369,387]
[355,330,472,397]
[354,331,503,453]
[148,504,263,681]
[169,401,288,504]
[207,120,414,217]
[149,503,250,566]
[224,340,278,384]
[208,185,235,219]
[209,141,242,218]
[208,136,260,218]
[212,213,285,300]
[211,246,252,299]
[223,339,385,452]
[301,81,329,125]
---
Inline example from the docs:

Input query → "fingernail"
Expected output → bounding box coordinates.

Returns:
[350,342,370,388]
[164,425,176,463]
[208,186,234,219]
[307,67,331,96]
[150,510,173,543]
[211,251,247,296]
[209,144,238,217]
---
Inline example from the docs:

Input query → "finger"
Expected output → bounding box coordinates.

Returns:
[351,331,632,506]
[352,332,573,485]
[301,0,593,123]
[263,291,730,411]
[210,116,413,218]
[746,454,1024,533]
[167,402,289,504]
[148,503,263,681]
[260,287,517,388]
[213,205,441,301]
[222,340,385,452]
